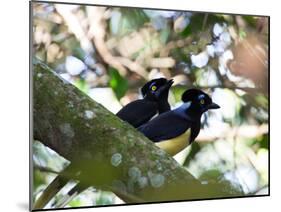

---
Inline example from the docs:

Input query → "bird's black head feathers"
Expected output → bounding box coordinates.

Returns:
[141,78,174,101]
[116,78,173,128]
[181,88,220,115]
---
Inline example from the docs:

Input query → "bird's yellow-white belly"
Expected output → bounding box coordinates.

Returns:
[155,129,191,156]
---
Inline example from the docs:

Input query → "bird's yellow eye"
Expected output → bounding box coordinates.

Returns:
[200,99,205,105]
[151,85,157,91]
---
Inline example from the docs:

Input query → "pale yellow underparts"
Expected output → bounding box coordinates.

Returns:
[155,129,191,156]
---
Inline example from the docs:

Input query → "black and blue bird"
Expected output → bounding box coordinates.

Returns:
[116,78,174,128]
[138,88,220,156]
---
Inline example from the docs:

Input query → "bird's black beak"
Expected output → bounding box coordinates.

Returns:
[165,79,174,88]
[207,102,220,110]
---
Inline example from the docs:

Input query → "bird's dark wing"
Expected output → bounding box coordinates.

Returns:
[116,100,158,128]
[138,111,191,142]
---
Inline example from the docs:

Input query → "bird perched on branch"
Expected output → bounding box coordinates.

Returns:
[55,89,220,208]
[116,78,174,127]
[138,88,220,156]
[33,78,174,209]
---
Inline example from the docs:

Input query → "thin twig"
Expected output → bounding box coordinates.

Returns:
[202,14,209,31]
[86,6,149,79]
[86,7,127,76]
[55,4,94,53]
[34,165,60,175]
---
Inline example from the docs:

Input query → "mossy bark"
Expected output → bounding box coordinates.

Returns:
[33,58,241,205]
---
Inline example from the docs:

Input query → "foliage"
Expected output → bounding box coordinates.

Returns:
[109,67,129,100]
[32,2,269,208]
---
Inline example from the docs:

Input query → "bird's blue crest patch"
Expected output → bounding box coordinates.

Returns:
[198,94,205,100]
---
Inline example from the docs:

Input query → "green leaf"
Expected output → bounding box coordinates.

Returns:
[68,199,82,207]
[109,67,128,100]
[111,8,149,36]
[252,133,269,150]
[181,14,225,38]
[259,134,269,149]
[171,85,188,103]
[160,28,170,44]
[255,94,268,110]
[243,16,257,27]
[33,170,46,192]
[74,78,89,94]
[239,29,247,39]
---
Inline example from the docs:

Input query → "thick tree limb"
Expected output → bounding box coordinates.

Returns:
[32,58,242,209]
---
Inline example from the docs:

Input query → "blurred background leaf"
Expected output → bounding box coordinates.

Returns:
[109,67,129,100]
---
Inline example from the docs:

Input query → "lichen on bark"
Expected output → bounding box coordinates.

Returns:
[33,58,242,204]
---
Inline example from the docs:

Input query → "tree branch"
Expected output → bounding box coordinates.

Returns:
[32,58,243,209]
